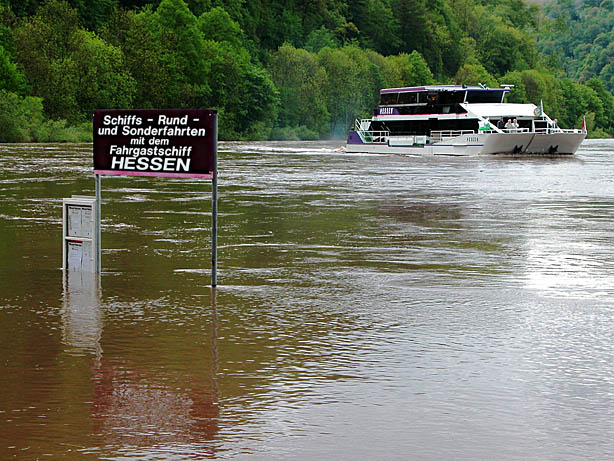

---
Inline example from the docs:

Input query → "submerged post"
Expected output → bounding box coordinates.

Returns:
[211,113,218,287]
[95,174,101,273]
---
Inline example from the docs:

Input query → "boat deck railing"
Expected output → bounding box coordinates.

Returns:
[353,120,585,145]
[470,127,583,135]
[534,127,584,134]
[355,119,389,143]
[478,128,530,134]
[430,130,475,141]
[361,131,390,143]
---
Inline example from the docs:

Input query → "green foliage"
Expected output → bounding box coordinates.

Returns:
[355,0,400,55]
[199,6,242,46]
[0,0,40,17]
[1,0,614,141]
[208,44,278,139]
[483,0,539,30]
[304,26,338,52]
[70,0,118,30]
[0,90,91,142]
[498,68,614,134]
[0,90,42,141]
[269,44,329,136]
[499,71,527,103]
[539,0,614,95]
[390,0,463,76]
[15,0,134,121]
[153,0,210,107]
[586,77,614,130]
[454,59,499,88]
[558,78,602,130]
[70,29,136,112]
[478,19,536,76]
[0,43,26,94]
[386,51,435,87]
[199,6,278,139]
[318,45,390,137]
[101,7,168,109]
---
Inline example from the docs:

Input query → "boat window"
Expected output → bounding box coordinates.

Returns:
[380,92,399,105]
[466,90,504,103]
[398,92,417,104]
[426,92,438,104]
[438,92,466,105]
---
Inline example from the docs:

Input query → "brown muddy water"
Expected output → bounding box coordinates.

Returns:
[1,140,614,459]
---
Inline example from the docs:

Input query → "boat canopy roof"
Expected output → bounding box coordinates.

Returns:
[461,103,539,118]
[380,85,510,94]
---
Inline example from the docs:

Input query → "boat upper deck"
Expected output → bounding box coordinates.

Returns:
[379,85,512,106]
[380,85,510,93]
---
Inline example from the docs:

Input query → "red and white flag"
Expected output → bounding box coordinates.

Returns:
[581,116,586,133]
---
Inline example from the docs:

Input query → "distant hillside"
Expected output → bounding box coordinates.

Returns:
[1,0,613,140]
[538,0,614,90]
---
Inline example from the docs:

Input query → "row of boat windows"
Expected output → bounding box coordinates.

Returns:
[379,104,468,115]
[371,119,479,134]
[379,91,505,106]
[371,118,531,134]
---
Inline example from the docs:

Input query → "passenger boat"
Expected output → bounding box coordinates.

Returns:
[346,85,586,155]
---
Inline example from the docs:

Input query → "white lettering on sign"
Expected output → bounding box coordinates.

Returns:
[111,155,191,172]
[158,114,188,125]
[109,145,193,157]
[103,114,142,126]
[94,109,214,177]
[380,107,394,115]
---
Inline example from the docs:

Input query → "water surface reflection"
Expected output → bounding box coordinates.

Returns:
[1,140,614,459]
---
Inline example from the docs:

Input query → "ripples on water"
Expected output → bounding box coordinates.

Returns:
[1,140,614,459]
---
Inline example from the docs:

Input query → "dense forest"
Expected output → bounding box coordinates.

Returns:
[0,0,612,141]
[539,0,614,91]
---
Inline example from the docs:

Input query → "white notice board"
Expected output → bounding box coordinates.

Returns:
[63,197,98,272]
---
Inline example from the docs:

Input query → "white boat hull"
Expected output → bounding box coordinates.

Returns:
[346,132,586,156]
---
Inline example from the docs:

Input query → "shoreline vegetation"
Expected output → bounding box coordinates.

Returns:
[1,0,613,143]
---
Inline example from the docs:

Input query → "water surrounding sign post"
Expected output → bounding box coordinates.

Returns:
[93,109,218,286]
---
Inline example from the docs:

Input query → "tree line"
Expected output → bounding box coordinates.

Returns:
[0,0,612,142]
[539,0,614,92]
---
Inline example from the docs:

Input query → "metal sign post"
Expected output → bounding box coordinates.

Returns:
[95,174,102,273]
[211,115,218,287]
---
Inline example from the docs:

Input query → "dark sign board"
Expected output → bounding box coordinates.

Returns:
[93,109,216,179]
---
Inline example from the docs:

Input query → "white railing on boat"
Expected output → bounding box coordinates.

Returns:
[503,128,530,133]
[360,131,389,143]
[430,130,475,141]
[478,128,530,134]
[534,127,583,134]
[481,128,582,134]
[353,120,585,146]
[354,119,389,143]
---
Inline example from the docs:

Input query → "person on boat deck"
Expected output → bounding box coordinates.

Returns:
[513,118,519,131]
[497,119,504,129]
[504,118,513,131]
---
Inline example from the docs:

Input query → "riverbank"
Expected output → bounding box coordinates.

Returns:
[0,92,92,143]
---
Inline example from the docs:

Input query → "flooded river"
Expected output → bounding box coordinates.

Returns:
[1,140,614,459]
